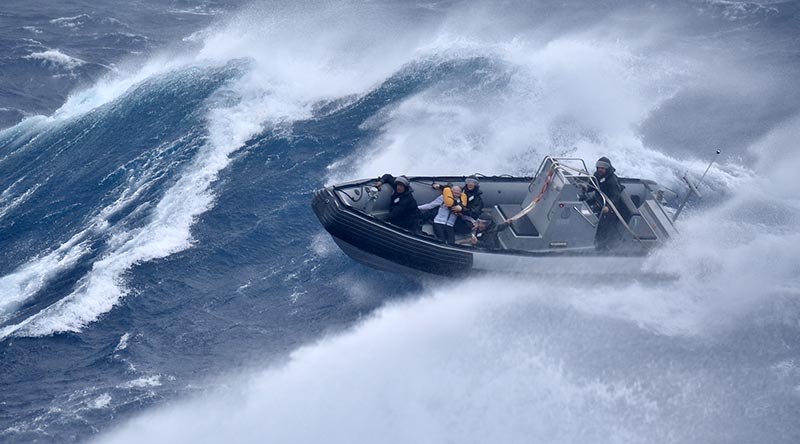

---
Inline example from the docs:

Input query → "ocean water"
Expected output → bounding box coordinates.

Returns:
[1,1,800,443]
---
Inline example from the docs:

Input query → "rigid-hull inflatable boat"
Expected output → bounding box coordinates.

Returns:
[312,157,679,277]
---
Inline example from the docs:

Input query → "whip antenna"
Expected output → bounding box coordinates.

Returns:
[673,149,721,222]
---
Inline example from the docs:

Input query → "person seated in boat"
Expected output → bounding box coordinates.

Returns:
[460,175,484,232]
[375,174,421,233]
[417,185,465,244]
[433,176,483,233]
[581,157,624,250]
[470,213,512,249]
[430,181,468,208]
[419,182,450,224]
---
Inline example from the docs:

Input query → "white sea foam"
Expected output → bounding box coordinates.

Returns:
[0,230,92,325]
[1,124,248,335]
[114,332,131,352]
[25,49,85,70]
[90,393,112,409]
[168,7,224,17]
[118,375,162,389]
[309,232,337,257]
[0,137,192,336]
[702,0,780,20]
[49,14,90,29]
[89,276,727,444]
[0,179,40,221]
[51,55,185,120]
[329,35,747,193]
[0,137,185,335]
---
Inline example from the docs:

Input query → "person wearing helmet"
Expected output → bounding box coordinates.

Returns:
[589,157,624,250]
[428,180,467,225]
[433,175,483,234]
[375,174,422,233]
[458,175,484,233]
[592,157,623,214]
[418,185,465,244]
[462,176,484,219]
[470,213,512,249]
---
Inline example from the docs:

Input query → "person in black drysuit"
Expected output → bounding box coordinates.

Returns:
[375,174,422,233]
[585,156,624,250]
[459,175,484,233]
[470,213,511,249]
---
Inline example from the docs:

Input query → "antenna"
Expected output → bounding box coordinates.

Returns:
[672,149,721,222]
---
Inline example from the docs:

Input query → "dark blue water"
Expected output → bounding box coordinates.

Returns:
[0,0,257,129]
[2,1,800,443]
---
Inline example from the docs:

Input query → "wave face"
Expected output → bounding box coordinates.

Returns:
[0,0,249,129]
[2,1,800,443]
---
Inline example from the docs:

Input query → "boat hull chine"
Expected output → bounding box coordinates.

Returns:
[312,188,473,276]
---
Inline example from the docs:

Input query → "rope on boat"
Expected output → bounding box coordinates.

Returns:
[505,168,555,222]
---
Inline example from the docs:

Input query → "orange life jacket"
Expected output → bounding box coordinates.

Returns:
[442,186,468,208]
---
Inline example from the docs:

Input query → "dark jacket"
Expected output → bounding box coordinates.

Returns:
[473,221,509,249]
[592,163,624,250]
[594,167,623,211]
[463,186,484,220]
[380,174,421,232]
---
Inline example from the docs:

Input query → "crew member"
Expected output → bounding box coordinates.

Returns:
[590,157,624,250]
[470,213,512,249]
[418,185,465,244]
[433,176,482,234]
[375,174,421,233]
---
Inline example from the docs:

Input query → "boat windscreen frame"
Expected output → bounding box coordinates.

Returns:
[532,156,607,208]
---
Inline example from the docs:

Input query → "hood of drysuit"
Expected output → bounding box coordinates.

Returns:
[466,185,482,197]
[393,185,413,197]
[595,157,616,178]
[477,220,495,233]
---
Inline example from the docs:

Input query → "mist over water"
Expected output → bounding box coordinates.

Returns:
[2,0,800,443]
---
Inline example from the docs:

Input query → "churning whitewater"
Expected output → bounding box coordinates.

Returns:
[2,1,800,443]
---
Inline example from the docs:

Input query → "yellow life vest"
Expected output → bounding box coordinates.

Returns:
[442,186,468,208]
